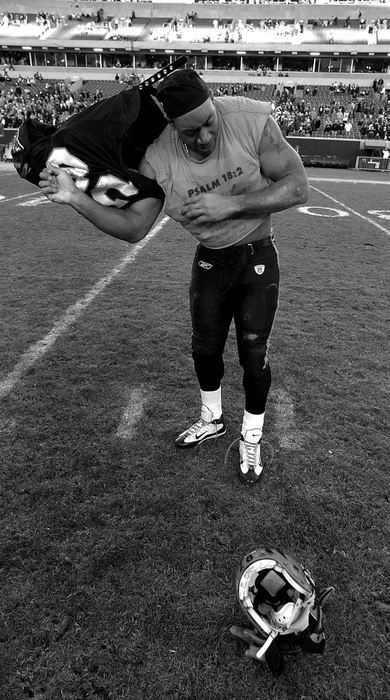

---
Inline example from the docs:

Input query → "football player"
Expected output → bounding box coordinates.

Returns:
[38,68,309,484]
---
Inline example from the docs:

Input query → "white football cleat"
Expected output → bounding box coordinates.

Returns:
[175,405,226,448]
[239,429,263,485]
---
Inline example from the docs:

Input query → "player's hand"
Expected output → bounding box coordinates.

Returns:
[39,166,78,204]
[180,193,235,223]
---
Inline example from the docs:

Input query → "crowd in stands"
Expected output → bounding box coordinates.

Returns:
[0,72,146,132]
[0,10,105,28]
[1,8,390,46]
[147,11,390,45]
[154,11,389,45]
[1,74,389,145]
[0,8,118,39]
[0,11,63,37]
[272,81,390,138]
[0,76,84,129]
[213,78,390,138]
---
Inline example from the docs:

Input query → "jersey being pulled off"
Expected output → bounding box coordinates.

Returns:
[144,96,272,248]
[13,87,165,208]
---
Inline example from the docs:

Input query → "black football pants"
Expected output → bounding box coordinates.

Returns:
[189,234,279,415]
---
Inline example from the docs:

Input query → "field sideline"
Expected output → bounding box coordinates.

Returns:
[0,167,388,699]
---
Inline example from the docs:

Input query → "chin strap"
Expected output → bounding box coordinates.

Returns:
[230,625,277,661]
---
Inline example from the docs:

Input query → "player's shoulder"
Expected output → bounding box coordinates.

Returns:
[214,95,272,118]
[145,123,174,155]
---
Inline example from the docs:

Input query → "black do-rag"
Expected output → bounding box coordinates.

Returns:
[156,69,210,120]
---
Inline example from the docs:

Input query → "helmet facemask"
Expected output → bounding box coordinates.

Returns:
[233,547,332,671]
[252,566,314,634]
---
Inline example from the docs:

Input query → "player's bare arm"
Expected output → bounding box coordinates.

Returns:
[254,114,309,208]
[39,156,163,243]
[180,116,308,224]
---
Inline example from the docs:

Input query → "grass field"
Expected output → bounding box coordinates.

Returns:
[0,166,389,700]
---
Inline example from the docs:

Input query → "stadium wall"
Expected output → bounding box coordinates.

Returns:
[2,66,387,87]
[287,136,361,167]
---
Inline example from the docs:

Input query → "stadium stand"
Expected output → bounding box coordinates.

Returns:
[1,6,390,49]
[0,1,389,167]
[1,72,388,140]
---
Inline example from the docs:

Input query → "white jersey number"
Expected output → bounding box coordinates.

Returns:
[46,147,139,208]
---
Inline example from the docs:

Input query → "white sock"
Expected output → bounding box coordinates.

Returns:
[200,388,222,420]
[241,410,265,437]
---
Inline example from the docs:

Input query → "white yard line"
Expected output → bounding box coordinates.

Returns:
[309,184,390,236]
[117,386,147,439]
[273,388,305,450]
[0,192,42,203]
[17,196,51,207]
[308,177,390,185]
[0,216,169,400]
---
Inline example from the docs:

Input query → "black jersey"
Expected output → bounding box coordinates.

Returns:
[13,86,166,208]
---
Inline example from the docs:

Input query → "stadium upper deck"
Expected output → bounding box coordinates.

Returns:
[0,1,389,77]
